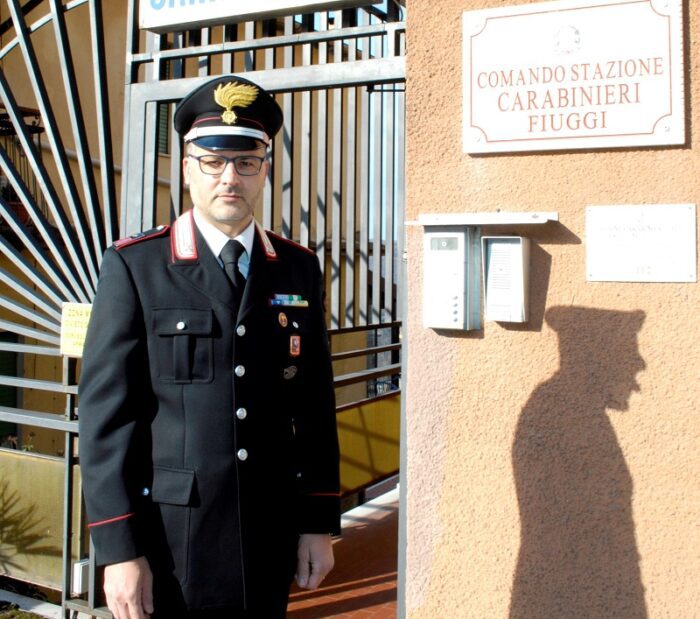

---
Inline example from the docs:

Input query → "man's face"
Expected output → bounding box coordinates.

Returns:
[606,339,646,411]
[183,143,268,234]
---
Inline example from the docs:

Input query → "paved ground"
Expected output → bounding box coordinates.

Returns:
[287,488,399,618]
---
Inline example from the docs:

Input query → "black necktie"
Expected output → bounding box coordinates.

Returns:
[220,240,246,302]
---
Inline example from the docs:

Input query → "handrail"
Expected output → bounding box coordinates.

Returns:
[332,342,401,361]
[329,320,401,336]
[335,389,400,414]
[334,363,401,388]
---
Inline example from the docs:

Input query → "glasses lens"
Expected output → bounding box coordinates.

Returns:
[198,155,227,175]
[194,154,264,176]
[234,156,262,176]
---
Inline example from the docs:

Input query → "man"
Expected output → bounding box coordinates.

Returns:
[78,75,341,619]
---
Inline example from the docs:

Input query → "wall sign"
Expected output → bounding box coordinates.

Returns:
[463,0,685,153]
[140,0,379,33]
[60,303,93,358]
[586,204,696,283]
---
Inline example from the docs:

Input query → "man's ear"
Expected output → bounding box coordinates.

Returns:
[262,156,271,176]
[182,154,191,186]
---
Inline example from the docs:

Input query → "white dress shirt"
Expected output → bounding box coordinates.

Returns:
[192,208,255,279]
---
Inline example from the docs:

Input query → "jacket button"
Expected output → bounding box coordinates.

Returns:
[141,487,150,496]
[176,321,186,330]
[237,448,248,461]
[236,325,246,336]
[235,365,245,377]
[236,407,247,420]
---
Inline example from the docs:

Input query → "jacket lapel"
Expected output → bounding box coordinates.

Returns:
[168,226,238,310]
[237,227,279,324]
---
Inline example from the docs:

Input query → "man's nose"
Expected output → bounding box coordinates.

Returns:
[219,161,240,183]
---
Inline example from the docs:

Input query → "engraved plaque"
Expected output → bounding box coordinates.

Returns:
[463,0,685,153]
[586,204,696,282]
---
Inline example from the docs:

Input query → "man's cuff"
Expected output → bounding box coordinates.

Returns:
[298,494,341,537]
[88,513,144,566]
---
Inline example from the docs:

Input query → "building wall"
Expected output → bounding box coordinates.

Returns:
[404,1,699,617]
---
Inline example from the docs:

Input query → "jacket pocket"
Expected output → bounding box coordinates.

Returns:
[151,466,196,505]
[150,466,195,584]
[152,308,213,383]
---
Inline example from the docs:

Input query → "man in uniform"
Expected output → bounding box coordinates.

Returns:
[78,75,341,619]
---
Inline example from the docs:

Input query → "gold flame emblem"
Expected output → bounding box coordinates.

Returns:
[213,82,258,125]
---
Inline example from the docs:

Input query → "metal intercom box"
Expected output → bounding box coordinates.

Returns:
[481,236,530,323]
[422,228,481,330]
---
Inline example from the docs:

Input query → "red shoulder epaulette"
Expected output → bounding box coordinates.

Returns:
[113,225,170,251]
[266,230,316,257]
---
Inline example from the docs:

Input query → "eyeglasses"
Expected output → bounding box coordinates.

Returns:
[188,153,267,176]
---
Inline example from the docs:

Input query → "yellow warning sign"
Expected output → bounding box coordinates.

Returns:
[60,302,92,358]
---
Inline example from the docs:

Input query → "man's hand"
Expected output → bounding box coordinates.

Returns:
[296,533,335,590]
[103,556,154,619]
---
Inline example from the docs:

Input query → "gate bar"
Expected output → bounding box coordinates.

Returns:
[7,0,98,289]
[49,0,106,263]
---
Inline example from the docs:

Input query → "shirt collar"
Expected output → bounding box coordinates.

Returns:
[192,208,255,260]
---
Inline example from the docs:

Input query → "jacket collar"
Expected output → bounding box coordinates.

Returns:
[168,210,279,319]
[170,209,278,264]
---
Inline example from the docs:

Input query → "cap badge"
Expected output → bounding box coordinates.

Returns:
[214,82,258,125]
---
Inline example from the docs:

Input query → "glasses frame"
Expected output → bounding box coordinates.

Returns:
[187,153,269,176]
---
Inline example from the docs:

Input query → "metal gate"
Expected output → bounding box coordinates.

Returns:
[122,5,406,330]
[0,1,404,615]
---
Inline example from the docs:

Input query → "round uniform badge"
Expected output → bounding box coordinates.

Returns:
[278,312,288,327]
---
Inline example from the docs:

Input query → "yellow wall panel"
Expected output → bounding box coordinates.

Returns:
[337,394,400,493]
[0,450,82,590]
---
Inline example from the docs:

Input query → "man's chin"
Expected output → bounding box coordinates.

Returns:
[212,205,252,222]
[607,396,631,412]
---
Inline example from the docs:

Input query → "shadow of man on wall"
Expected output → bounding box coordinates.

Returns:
[510,306,648,619]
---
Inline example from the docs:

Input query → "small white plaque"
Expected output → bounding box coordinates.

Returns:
[463,0,685,153]
[586,204,696,282]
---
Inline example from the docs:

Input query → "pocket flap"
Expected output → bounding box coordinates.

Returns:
[153,308,212,336]
[151,466,195,505]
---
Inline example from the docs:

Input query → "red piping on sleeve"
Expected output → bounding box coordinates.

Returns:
[88,512,135,528]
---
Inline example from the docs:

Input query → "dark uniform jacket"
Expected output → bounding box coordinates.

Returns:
[78,210,340,614]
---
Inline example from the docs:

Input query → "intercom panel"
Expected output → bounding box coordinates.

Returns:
[481,236,530,323]
[423,231,467,329]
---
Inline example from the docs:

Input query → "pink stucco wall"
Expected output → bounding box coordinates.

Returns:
[404,1,700,616]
